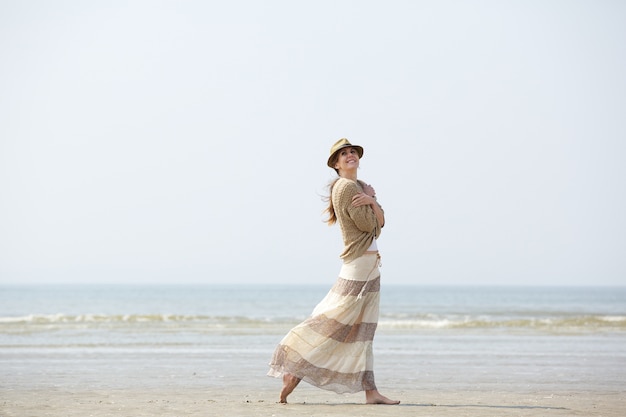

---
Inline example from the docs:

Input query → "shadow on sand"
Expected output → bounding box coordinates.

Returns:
[297,402,568,410]
[402,403,568,410]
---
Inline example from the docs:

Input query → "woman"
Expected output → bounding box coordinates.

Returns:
[268,138,399,405]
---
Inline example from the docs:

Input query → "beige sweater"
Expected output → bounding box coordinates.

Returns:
[331,178,383,262]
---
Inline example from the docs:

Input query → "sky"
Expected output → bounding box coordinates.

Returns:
[1,0,625,286]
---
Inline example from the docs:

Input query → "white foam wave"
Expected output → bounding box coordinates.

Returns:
[2,314,625,332]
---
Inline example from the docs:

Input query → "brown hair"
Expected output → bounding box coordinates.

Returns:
[323,177,340,225]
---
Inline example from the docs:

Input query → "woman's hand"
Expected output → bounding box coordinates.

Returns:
[352,192,376,207]
[354,183,385,227]
[362,183,376,198]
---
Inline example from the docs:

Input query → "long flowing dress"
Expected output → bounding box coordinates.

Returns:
[268,177,383,393]
[267,252,381,393]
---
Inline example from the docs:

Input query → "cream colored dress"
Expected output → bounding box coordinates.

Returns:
[268,177,384,393]
[267,252,381,393]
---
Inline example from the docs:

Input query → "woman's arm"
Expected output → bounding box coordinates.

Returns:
[352,193,385,227]
[353,182,384,227]
[335,179,379,232]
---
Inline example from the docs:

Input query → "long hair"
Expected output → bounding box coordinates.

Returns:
[323,177,340,225]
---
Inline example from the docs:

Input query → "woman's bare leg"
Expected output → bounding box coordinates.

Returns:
[279,373,301,403]
[365,389,400,405]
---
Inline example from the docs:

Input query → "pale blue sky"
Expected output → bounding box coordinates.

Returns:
[1,0,625,286]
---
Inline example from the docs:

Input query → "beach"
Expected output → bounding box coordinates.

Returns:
[2,285,625,416]
[3,386,625,417]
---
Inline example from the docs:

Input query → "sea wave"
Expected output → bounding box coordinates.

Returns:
[0,313,232,324]
[0,313,280,329]
[378,315,626,331]
[1,313,625,333]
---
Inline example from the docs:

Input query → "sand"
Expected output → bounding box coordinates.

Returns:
[2,386,624,417]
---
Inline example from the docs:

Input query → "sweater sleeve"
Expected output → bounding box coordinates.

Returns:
[335,180,379,234]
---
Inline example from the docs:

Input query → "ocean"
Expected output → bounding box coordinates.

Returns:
[1,285,625,394]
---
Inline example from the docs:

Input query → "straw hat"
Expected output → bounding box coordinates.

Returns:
[327,138,364,168]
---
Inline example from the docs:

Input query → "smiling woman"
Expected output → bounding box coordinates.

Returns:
[268,138,399,405]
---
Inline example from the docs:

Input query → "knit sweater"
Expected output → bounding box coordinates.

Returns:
[331,178,383,262]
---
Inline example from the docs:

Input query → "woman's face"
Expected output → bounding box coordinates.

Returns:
[334,147,360,172]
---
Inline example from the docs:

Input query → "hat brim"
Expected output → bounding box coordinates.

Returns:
[327,144,364,168]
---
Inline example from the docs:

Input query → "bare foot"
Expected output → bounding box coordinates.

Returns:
[365,389,400,405]
[279,373,301,403]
